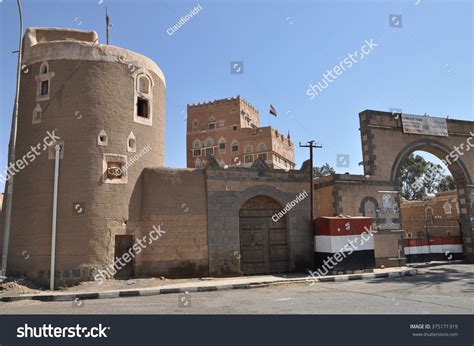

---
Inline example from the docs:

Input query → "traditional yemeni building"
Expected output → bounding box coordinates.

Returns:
[0,28,312,287]
[186,97,296,170]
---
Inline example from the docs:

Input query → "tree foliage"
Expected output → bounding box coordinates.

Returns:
[398,153,456,200]
[313,163,335,178]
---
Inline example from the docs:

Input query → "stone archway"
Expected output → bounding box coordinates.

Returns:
[359,110,474,261]
[239,195,289,275]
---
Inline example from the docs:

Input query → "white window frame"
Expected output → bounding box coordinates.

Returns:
[35,61,55,102]
[133,69,154,126]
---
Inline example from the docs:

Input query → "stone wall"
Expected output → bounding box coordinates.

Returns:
[140,168,209,278]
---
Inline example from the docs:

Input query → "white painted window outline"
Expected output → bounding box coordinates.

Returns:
[208,116,216,130]
[98,130,108,146]
[192,139,202,157]
[103,153,128,184]
[244,154,254,163]
[35,61,55,102]
[204,137,214,148]
[32,103,42,125]
[218,137,226,153]
[127,131,137,152]
[231,140,239,153]
[133,69,154,126]
[257,142,267,152]
[244,144,253,154]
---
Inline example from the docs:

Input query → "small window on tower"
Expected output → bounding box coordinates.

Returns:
[137,98,149,118]
[41,81,49,96]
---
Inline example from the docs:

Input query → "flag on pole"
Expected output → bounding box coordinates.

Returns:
[269,104,277,117]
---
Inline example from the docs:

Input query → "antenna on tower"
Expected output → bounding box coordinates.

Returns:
[106,7,111,45]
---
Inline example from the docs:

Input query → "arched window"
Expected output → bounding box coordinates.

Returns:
[205,138,214,148]
[257,143,267,152]
[218,137,226,152]
[40,62,49,74]
[36,61,54,102]
[133,69,154,126]
[193,140,202,149]
[208,116,216,130]
[244,144,253,154]
[232,141,239,153]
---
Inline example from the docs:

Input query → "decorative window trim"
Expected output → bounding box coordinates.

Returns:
[218,137,226,153]
[204,137,214,148]
[257,143,267,152]
[193,139,202,149]
[244,154,254,163]
[98,130,108,146]
[103,154,128,184]
[244,144,253,154]
[32,103,42,125]
[231,141,239,153]
[133,69,154,126]
[127,131,137,153]
[193,149,201,157]
[35,61,55,102]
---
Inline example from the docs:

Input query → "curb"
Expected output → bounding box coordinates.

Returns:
[0,268,418,304]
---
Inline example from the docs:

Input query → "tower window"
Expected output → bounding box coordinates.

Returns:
[137,98,149,118]
[219,142,226,150]
[232,125,238,132]
[127,132,137,152]
[205,147,214,156]
[40,80,49,96]
[232,141,239,152]
[193,149,201,157]
[133,70,154,126]
[98,130,108,146]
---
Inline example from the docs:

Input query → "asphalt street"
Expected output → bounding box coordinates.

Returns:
[1,264,473,314]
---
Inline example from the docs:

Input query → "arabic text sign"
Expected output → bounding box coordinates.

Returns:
[402,114,448,137]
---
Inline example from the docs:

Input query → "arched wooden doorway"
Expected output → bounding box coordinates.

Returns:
[239,195,289,275]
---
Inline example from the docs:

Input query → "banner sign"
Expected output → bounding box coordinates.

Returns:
[402,114,448,137]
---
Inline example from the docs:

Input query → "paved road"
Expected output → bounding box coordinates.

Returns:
[1,264,473,314]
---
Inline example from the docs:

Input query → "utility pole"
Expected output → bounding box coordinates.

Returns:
[299,140,322,236]
[1,0,23,280]
[106,7,111,45]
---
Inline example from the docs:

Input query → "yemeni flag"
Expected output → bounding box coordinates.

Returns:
[269,104,278,117]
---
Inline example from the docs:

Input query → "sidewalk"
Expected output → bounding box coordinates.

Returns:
[1,266,418,303]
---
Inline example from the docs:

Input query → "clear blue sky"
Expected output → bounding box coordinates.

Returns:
[0,0,472,192]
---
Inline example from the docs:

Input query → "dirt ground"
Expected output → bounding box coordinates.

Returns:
[0,276,210,297]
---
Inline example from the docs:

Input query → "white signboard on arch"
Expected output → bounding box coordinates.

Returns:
[401,114,449,137]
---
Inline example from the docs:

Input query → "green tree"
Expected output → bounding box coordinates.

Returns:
[398,154,456,200]
[313,163,335,178]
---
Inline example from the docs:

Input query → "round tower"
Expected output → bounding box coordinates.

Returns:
[6,28,166,286]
